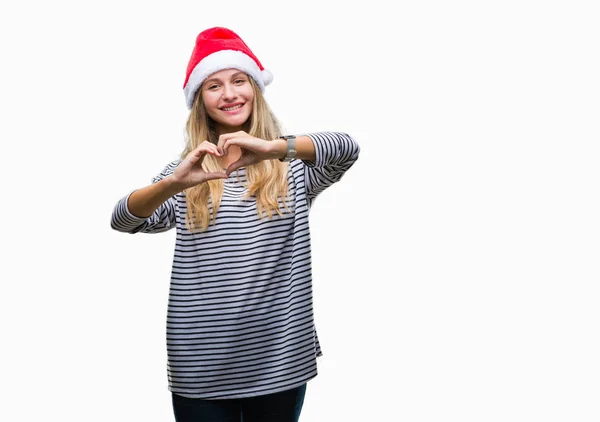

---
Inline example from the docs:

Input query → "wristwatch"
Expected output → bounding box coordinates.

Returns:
[278,135,297,162]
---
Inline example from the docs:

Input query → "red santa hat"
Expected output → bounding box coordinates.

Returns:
[183,27,273,109]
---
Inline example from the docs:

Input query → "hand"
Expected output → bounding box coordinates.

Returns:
[171,141,228,189]
[217,131,284,175]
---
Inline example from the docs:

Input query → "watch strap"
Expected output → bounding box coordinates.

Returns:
[278,135,296,162]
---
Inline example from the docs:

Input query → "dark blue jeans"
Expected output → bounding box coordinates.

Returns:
[172,384,307,422]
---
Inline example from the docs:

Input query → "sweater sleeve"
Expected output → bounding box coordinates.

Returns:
[110,160,181,234]
[301,132,360,202]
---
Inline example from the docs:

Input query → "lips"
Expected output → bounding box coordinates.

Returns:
[221,103,244,112]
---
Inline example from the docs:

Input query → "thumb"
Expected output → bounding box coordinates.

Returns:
[225,156,254,176]
[204,171,229,181]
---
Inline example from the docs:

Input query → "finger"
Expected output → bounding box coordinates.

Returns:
[231,130,247,138]
[221,137,236,152]
[203,171,229,181]
[220,137,238,156]
[188,145,221,165]
[225,161,242,176]
[222,137,252,154]
[196,141,222,156]
[217,133,233,152]
[218,131,248,151]
[186,149,206,166]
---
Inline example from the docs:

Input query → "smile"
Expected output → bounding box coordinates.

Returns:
[221,104,244,111]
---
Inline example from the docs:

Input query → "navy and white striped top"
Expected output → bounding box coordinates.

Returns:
[111,132,360,399]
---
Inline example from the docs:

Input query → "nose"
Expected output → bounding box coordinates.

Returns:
[222,82,237,101]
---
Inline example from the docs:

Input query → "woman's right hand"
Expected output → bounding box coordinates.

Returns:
[171,141,228,189]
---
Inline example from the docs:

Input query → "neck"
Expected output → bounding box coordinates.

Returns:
[219,145,242,169]
[215,122,248,135]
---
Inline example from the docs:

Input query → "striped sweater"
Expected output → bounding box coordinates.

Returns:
[111,132,360,399]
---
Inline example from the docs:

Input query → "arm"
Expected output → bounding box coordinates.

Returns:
[127,176,184,218]
[111,142,228,234]
[110,161,182,234]
[216,132,316,175]
[300,131,360,202]
[216,130,359,201]
[271,135,316,161]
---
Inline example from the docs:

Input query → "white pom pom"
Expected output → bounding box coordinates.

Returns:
[262,69,274,86]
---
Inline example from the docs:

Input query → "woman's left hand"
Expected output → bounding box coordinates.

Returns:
[218,131,284,175]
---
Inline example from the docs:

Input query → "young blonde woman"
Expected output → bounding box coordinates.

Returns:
[111,27,360,422]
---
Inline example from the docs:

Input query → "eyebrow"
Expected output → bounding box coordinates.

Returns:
[203,72,247,86]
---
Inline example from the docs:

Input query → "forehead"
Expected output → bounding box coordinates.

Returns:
[205,68,248,81]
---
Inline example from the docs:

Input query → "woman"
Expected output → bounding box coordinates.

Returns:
[111,27,360,422]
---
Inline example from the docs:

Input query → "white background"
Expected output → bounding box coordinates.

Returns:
[1,1,599,421]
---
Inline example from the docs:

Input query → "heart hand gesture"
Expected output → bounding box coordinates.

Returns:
[218,131,284,175]
[171,141,228,189]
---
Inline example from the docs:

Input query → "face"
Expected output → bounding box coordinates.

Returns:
[201,69,254,134]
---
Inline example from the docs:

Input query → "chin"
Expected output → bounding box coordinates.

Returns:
[221,116,251,128]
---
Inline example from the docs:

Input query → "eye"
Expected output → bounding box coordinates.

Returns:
[234,79,246,84]
[207,84,219,90]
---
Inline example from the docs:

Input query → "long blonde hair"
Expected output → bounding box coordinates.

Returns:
[181,77,289,232]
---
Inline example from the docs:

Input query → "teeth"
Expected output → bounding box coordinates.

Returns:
[222,104,243,111]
